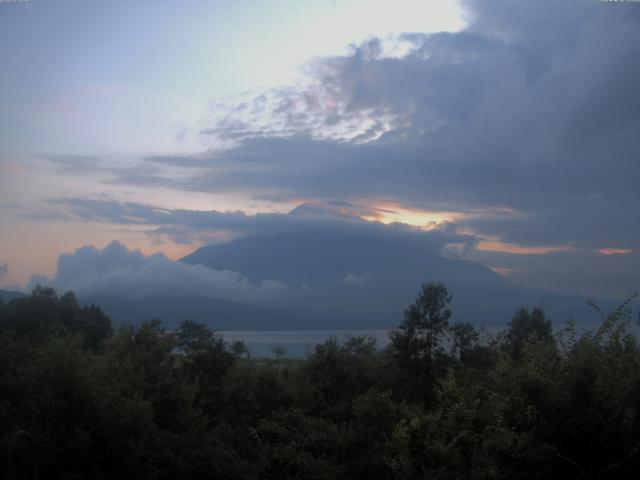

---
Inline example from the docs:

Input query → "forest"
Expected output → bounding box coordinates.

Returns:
[1,284,639,479]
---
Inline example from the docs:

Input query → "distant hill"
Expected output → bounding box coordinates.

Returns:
[77,291,615,332]
[79,295,392,331]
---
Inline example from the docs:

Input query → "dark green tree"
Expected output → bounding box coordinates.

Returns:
[449,321,479,362]
[272,345,287,361]
[0,286,111,349]
[391,282,452,367]
[231,340,250,358]
[176,320,236,416]
[505,307,553,359]
[390,282,452,403]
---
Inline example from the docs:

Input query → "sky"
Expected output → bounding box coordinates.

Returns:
[0,0,639,301]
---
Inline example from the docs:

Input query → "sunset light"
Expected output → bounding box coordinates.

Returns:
[362,202,465,229]
[598,248,635,256]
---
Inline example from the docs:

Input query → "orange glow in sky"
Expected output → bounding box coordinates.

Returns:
[477,240,572,255]
[0,163,28,174]
[363,201,464,228]
[598,248,634,256]
[489,266,518,277]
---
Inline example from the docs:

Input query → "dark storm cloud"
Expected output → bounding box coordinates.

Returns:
[111,0,640,252]
[463,197,640,250]
[47,197,478,254]
[468,248,640,300]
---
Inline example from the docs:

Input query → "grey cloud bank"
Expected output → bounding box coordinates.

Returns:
[468,248,640,299]
[49,197,477,253]
[95,0,638,254]
[29,241,286,305]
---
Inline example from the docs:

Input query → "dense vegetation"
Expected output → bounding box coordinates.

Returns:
[1,284,639,479]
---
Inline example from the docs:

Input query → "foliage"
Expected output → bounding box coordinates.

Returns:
[1,286,639,479]
[504,307,553,359]
[389,282,453,403]
[0,286,111,350]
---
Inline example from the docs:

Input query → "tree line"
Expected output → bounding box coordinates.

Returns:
[1,284,639,479]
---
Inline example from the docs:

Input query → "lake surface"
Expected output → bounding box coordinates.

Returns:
[219,329,391,358]
[220,321,628,358]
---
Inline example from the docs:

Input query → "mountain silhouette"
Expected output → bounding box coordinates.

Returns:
[180,229,611,327]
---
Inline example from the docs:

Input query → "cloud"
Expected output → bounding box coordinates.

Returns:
[191,0,638,298]
[47,197,477,254]
[344,272,373,285]
[25,0,640,299]
[42,154,185,189]
[467,247,640,299]
[66,0,636,255]
[28,241,287,304]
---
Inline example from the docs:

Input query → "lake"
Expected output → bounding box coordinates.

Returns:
[219,329,392,358]
[219,321,625,358]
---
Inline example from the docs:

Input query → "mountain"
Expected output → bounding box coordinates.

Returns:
[182,231,507,287]
[181,231,615,327]
[1,228,619,330]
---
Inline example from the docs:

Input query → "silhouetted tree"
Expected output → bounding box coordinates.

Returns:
[231,340,250,358]
[271,345,287,361]
[8,431,38,480]
[176,320,235,416]
[391,283,451,365]
[505,307,552,358]
[450,321,479,361]
[0,286,111,349]
[2,286,639,479]
[390,282,452,403]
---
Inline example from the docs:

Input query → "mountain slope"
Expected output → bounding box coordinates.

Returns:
[181,231,513,289]
[181,231,613,326]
